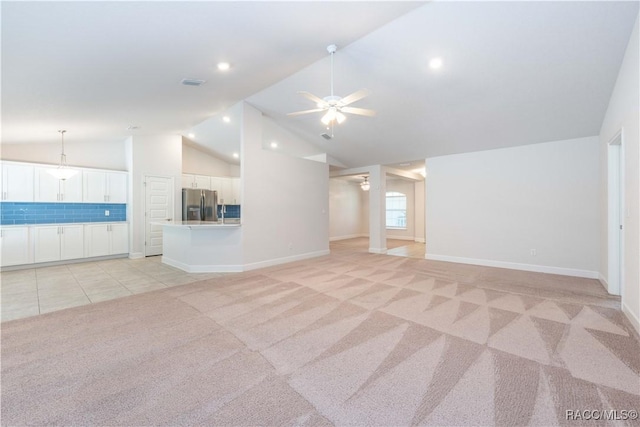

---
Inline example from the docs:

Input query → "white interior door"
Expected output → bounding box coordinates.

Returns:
[607,133,624,296]
[144,175,173,256]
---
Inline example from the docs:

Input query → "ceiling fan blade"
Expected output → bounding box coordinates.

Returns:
[342,106,376,117]
[287,108,325,117]
[340,88,370,106]
[298,91,327,106]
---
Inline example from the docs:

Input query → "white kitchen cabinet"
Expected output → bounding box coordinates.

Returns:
[84,223,128,257]
[109,223,129,254]
[209,177,224,201]
[83,171,127,203]
[34,167,83,202]
[227,177,241,205]
[182,174,210,190]
[0,227,31,267]
[34,225,84,263]
[212,177,240,205]
[1,162,34,202]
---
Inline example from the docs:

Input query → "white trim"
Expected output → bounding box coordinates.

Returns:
[622,302,640,335]
[0,254,127,271]
[369,247,388,254]
[598,273,609,290]
[329,234,367,242]
[128,252,144,259]
[386,235,415,241]
[242,250,330,271]
[162,256,243,273]
[414,237,426,243]
[162,249,330,273]
[425,253,599,279]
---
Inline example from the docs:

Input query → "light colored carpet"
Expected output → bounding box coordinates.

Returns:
[2,250,639,426]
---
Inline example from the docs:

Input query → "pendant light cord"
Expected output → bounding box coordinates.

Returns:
[59,130,67,167]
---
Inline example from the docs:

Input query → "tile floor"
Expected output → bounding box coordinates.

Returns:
[1,256,224,322]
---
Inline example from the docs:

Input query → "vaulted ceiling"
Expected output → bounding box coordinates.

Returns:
[2,1,638,168]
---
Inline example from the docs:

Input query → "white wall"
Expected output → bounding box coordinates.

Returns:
[241,102,329,268]
[126,134,182,258]
[599,14,640,332]
[329,178,363,240]
[182,141,240,177]
[1,140,127,171]
[425,136,601,278]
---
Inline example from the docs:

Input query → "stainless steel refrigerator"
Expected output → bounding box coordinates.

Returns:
[182,188,218,221]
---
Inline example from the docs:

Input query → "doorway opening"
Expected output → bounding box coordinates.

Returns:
[607,130,624,296]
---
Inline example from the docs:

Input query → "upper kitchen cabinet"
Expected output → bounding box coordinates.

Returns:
[34,166,83,202]
[181,174,210,190]
[83,170,127,203]
[0,161,34,202]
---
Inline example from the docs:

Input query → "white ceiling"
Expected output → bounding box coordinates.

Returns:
[2,1,638,169]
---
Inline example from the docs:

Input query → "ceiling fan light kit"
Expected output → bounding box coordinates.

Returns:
[360,176,370,191]
[288,44,376,134]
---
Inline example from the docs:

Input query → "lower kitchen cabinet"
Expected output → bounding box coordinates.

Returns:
[0,227,31,267]
[84,223,128,257]
[34,225,84,263]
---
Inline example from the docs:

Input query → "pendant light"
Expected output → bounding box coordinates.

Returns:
[47,130,78,181]
[360,176,370,191]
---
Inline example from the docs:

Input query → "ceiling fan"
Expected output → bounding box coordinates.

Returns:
[288,44,375,132]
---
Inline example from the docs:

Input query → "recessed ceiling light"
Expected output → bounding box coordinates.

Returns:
[270,141,278,149]
[429,57,443,70]
[399,162,411,167]
[188,133,195,138]
[127,125,139,130]
[222,116,231,123]
[217,62,230,71]
[232,152,239,159]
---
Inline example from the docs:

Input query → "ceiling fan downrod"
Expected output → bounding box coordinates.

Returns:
[327,44,337,98]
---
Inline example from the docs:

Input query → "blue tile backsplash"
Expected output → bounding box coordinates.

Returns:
[0,202,126,225]
[218,204,241,219]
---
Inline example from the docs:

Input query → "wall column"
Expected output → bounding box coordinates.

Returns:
[369,165,387,253]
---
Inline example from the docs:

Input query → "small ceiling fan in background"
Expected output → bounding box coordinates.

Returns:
[288,44,376,136]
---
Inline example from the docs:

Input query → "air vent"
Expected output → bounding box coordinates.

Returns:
[321,133,332,140]
[181,78,206,86]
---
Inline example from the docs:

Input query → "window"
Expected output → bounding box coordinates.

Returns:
[386,191,407,229]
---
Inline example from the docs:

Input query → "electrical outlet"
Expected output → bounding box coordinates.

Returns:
[530,249,536,256]
[288,242,293,250]
[105,210,110,216]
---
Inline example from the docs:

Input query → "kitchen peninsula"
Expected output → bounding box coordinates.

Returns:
[159,220,243,273]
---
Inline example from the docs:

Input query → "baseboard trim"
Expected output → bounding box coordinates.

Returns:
[243,250,330,272]
[424,253,599,279]
[329,234,367,242]
[129,252,144,260]
[0,254,128,272]
[598,273,609,292]
[162,250,331,273]
[162,256,244,273]
[369,247,388,254]
[622,302,640,336]
[386,235,415,241]
[414,237,426,243]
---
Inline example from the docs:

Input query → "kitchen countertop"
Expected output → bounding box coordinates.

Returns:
[156,220,241,229]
